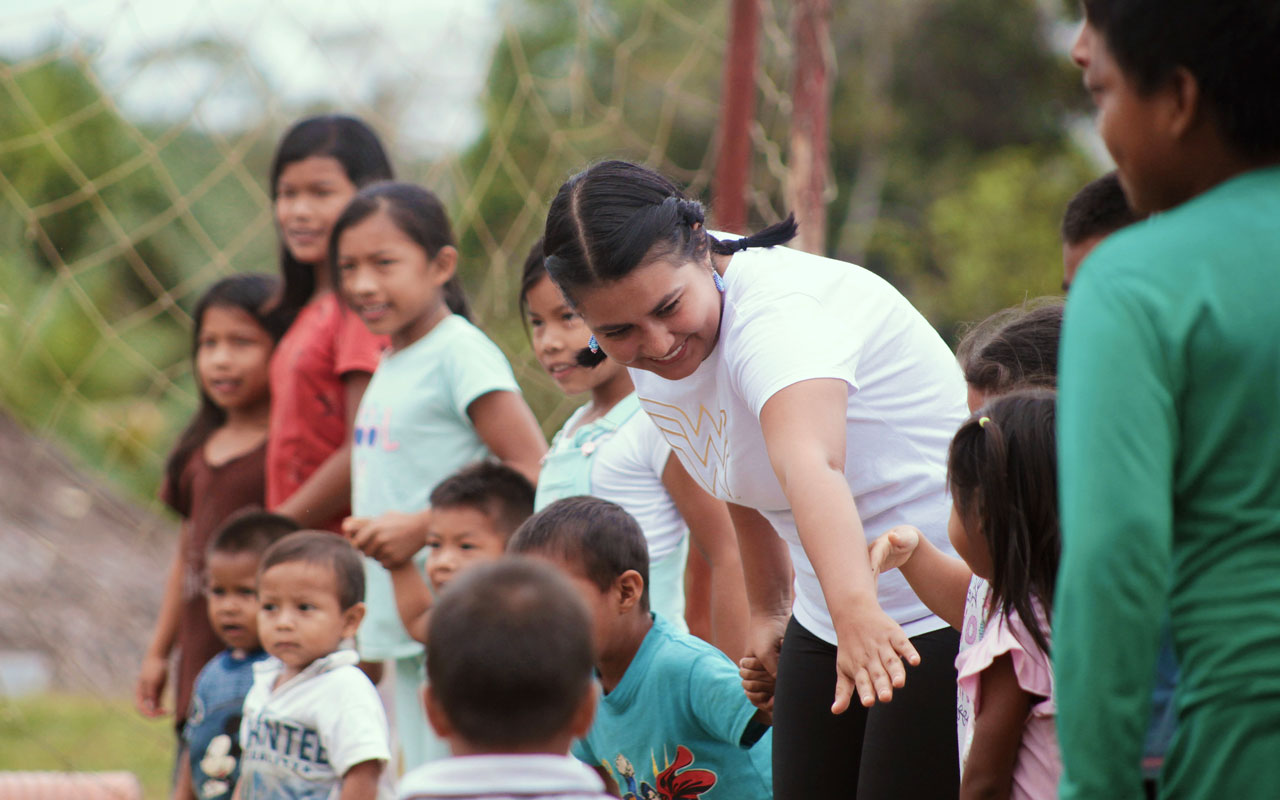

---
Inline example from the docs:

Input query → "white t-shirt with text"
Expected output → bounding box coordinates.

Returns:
[631,242,968,643]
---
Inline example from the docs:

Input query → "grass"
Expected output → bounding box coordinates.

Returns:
[0,694,175,800]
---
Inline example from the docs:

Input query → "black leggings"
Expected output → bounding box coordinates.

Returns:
[772,617,960,799]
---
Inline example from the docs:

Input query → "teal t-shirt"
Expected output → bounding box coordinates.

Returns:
[1056,165,1280,800]
[351,314,520,660]
[572,614,772,800]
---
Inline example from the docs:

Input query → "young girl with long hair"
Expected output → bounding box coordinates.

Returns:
[264,114,461,533]
[540,159,968,797]
[520,241,748,658]
[869,390,1061,799]
[333,182,546,768]
[135,274,279,757]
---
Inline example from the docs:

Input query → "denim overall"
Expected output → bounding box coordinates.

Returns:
[535,393,689,631]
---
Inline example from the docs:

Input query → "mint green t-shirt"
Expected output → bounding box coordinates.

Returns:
[351,314,520,660]
[572,614,772,800]
[1056,166,1280,800]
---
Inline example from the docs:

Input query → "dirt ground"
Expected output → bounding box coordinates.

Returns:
[0,412,173,695]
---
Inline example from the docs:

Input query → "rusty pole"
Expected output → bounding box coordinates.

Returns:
[712,0,760,234]
[787,0,831,254]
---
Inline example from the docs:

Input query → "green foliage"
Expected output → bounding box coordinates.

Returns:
[0,53,275,501]
[896,146,1093,336]
[0,0,1099,503]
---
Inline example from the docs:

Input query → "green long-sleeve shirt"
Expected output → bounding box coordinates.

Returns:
[1056,165,1280,800]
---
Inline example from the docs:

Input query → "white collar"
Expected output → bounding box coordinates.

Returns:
[255,648,360,693]
[398,753,608,797]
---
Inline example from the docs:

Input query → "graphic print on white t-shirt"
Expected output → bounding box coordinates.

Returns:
[638,397,732,499]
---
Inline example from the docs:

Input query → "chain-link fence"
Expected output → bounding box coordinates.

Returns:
[0,0,1090,795]
[0,1,808,794]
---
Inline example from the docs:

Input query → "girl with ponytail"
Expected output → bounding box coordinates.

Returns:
[870,391,1062,799]
[541,160,969,798]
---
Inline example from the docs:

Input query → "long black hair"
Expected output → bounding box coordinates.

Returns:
[266,114,394,332]
[164,274,282,501]
[541,160,798,367]
[948,389,1060,657]
[328,182,470,320]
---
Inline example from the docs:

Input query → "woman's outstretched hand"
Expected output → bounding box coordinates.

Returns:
[832,599,920,712]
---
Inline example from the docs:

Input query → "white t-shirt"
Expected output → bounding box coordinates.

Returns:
[554,401,686,563]
[631,243,968,644]
[397,753,614,800]
[239,650,390,799]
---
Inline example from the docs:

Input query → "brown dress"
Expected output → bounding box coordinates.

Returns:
[161,440,266,730]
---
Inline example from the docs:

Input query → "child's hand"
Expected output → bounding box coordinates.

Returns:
[344,511,428,569]
[868,525,922,579]
[739,654,776,712]
[134,653,170,717]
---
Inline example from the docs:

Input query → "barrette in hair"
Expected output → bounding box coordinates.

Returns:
[978,416,990,428]
[588,334,600,354]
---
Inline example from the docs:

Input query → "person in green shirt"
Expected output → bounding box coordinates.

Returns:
[1056,2,1280,799]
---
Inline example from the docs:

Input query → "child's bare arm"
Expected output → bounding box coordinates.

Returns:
[339,760,383,800]
[870,525,971,630]
[959,654,1035,800]
[170,750,195,800]
[389,562,433,645]
[345,509,432,570]
[138,532,185,718]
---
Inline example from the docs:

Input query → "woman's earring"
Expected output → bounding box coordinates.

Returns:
[712,271,725,293]
[588,334,600,354]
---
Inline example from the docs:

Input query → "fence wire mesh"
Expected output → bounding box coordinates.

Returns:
[0,1,800,794]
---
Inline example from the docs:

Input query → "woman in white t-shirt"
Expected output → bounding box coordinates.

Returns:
[519,241,749,659]
[539,160,968,798]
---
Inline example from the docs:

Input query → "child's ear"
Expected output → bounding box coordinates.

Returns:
[1164,65,1201,142]
[430,245,459,285]
[615,570,645,614]
[340,602,366,639]
[422,684,453,739]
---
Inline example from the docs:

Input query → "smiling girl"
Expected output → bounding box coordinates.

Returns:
[333,182,546,769]
[541,160,969,798]
[521,241,748,658]
[136,275,280,776]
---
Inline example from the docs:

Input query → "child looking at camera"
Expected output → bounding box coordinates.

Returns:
[178,511,299,800]
[382,461,535,643]
[238,532,389,800]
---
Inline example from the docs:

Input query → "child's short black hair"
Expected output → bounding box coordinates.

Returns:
[259,531,365,610]
[1083,0,1280,160]
[209,509,302,559]
[429,461,535,541]
[957,302,1063,396]
[426,557,594,749]
[507,496,650,612]
[1060,172,1140,246]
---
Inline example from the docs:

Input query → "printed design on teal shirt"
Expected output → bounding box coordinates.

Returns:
[609,746,717,799]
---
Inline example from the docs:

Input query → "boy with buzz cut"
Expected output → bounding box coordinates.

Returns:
[179,510,300,800]
[371,460,535,644]
[509,497,772,800]
[238,531,390,800]
[1056,2,1280,799]
[1059,170,1141,289]
[396,558,614,800]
